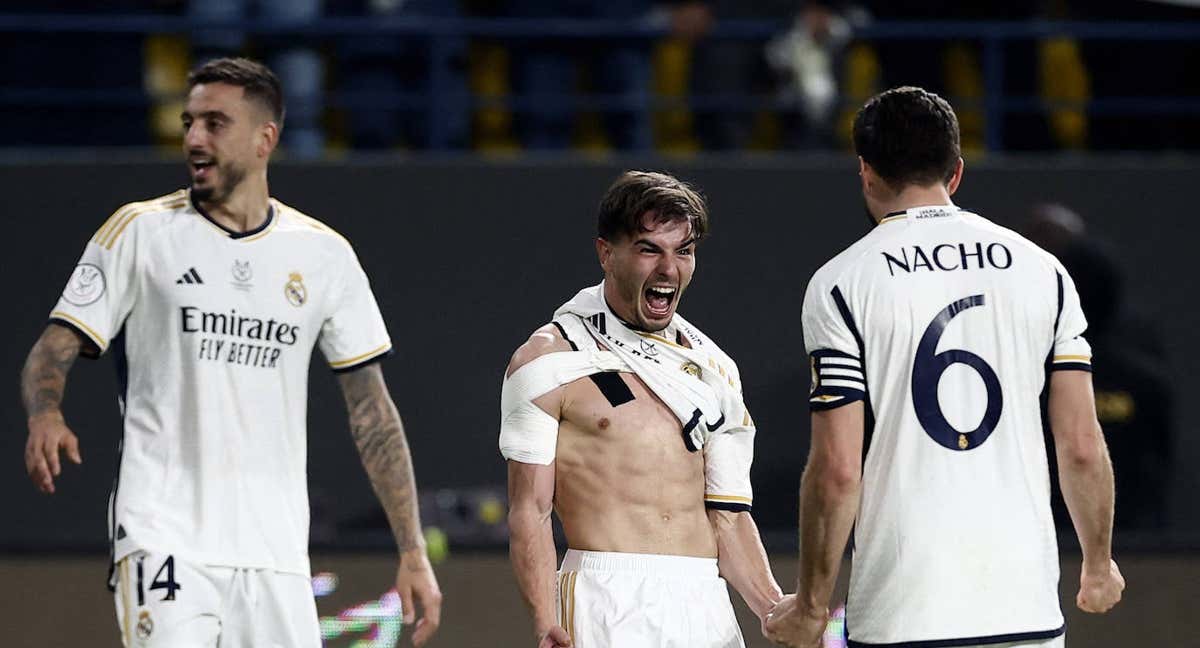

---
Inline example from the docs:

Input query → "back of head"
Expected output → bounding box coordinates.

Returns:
[853,86,960,189]
[597,171,709,242]
[187,57,285,127]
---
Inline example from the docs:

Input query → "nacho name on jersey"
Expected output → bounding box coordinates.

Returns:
[180,306,300,369]
[882,240,1013,276]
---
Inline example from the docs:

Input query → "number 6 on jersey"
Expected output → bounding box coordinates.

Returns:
[912,294,1003,451]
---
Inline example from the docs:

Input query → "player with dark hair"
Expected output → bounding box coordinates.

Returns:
[766,87,1124,648]
[20,57,441,647]
[503,170,782,647]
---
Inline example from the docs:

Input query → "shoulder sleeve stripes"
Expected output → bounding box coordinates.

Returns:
[92,191,187,250]
[809,349,867,410]
[1050,354,1093,372]
[806,286,868,411]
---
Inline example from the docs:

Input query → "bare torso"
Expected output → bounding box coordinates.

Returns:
[554,365,718,558]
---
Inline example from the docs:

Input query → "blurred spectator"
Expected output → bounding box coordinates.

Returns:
[1024,203,1086,255]
[853,0,1046,152]
[190,0,326,158]
[1024,204,1173,531]
[483,0,655,151]
[765,2,859,148]
[329,0,470,150]
[667,1,793,150]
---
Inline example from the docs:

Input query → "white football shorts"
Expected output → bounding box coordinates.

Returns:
[557,549,745,648]
[112,549,319,648]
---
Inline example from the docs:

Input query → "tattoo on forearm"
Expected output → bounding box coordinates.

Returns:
[338,364,424,554]
[21,325,82,418]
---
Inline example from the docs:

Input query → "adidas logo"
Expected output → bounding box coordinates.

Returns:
[176,268,204,285]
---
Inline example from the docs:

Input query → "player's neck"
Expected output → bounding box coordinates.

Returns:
[873,184,954,223]
[199,174,271,233]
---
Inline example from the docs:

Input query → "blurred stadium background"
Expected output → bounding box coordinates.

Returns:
[2,2,1199,646]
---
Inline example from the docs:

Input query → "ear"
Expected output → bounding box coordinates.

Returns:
[859,156,878,195]
[595,237,613,273]
[257,121,280,159]
[946,157,965,195]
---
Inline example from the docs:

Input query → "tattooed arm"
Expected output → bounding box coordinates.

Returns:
[20,323,86,494]
[336,363,442,646]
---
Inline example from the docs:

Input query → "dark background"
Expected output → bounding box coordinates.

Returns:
[4,156,1197,552]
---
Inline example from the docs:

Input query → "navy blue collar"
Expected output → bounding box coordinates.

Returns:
[190,192,274,239]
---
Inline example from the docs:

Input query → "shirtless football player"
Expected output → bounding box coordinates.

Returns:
[501,171,782,648]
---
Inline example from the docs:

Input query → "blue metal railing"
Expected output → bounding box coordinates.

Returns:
[1,14,1198,151]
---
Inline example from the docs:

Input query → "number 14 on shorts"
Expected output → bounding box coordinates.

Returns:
[134,554,183,604]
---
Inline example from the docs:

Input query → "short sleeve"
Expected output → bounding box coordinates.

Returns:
[703,415,754,512]
[801,279,867,411]
[49,213,140,357]
[1050,269,1092,372]
[318,245,392,372]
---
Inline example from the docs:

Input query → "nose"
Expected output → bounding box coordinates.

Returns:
[183,122,205,149]
[655,253,678,280]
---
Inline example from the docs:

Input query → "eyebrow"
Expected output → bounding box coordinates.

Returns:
[634,237,697,250]
[180,110,232,122]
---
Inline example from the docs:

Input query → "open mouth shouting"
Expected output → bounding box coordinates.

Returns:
[189,155,216,183]
[643,284,678,320]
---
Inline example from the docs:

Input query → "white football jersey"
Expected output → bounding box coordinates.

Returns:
[51,189,392,579]
[802,205,1091,647]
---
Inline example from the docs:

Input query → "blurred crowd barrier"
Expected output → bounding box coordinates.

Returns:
[0,3,1198,155]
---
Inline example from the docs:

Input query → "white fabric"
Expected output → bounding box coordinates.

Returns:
[550,284,755,507]
[51,190,391,578]
[554,282,751,451]
[499,348,626,464]
[955,638,1064,648]
[499,401,562,465]
[499,284,756,505]
[557,550,744,648]
[802,205,1079,645]
[112,549,320,648]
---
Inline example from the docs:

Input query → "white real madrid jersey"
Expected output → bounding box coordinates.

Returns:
[801,205,1091,647]
[51,189,392,578]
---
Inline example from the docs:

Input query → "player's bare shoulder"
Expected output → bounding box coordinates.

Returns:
[506,324,573,378]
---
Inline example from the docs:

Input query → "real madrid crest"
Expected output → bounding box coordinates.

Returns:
[136,610,154,640]
[284,271,307,307]
[681,361,702,378]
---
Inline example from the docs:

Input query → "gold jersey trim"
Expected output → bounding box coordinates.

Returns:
[93,190,187,250]
[328,343,392,368]
[50,310,108,352]
[704,493,753,504]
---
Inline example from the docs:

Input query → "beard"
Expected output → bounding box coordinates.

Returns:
[191,162,247,204]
